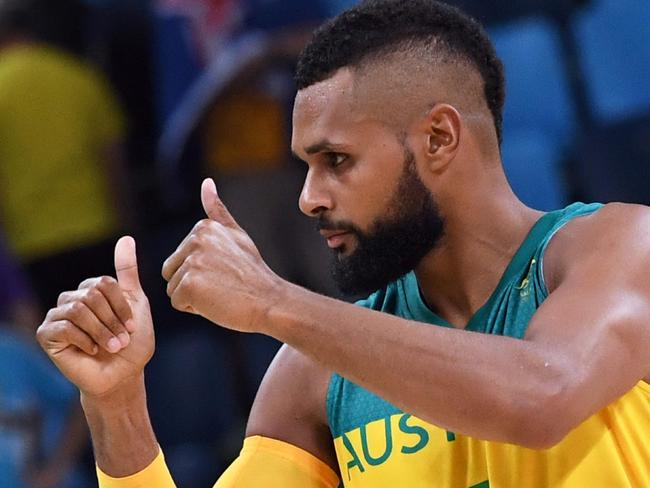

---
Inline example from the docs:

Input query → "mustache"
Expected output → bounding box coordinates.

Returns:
[316,216,360,235]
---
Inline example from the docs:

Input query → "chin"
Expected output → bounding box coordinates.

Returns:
[336,243,357,259]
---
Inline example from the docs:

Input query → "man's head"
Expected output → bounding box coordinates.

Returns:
[291,0,506,295]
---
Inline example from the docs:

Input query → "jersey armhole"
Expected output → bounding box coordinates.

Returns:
[537,225,564,297]
[537,204,605,296]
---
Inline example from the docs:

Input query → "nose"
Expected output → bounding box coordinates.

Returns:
[299,169,332,217]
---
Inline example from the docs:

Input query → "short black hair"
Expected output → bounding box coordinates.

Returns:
[295,0,505,144]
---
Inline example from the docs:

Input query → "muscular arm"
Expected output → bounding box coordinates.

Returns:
[245,345,338,471]
[259,205,650,448]
[215,345,340,486]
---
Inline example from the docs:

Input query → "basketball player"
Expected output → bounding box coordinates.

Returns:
[37,1,650,486]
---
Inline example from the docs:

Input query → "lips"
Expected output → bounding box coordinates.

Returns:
[319,230,350,249]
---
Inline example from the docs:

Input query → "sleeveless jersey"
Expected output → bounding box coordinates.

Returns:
[327,203,650,487]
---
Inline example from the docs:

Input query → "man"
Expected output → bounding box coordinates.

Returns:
[37,1,649,487]
[0,0,131,314]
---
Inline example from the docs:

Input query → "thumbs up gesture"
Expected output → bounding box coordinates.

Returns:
[37,237,155,398]
[162,179,284,333]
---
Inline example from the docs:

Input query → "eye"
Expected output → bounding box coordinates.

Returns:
[326,152,348,168]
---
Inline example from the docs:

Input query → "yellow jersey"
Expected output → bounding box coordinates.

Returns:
[328,203,650,487]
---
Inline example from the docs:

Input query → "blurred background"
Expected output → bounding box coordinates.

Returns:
[0,0,648,486]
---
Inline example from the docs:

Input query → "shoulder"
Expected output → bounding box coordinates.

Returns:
[245,344,338,469]
[544,203,650,291]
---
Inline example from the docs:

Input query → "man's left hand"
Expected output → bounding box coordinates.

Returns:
[162,178,285,332]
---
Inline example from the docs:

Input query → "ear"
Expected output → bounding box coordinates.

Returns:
[423,104,461,172]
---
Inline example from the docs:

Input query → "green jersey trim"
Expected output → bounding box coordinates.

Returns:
[327,202,604,439]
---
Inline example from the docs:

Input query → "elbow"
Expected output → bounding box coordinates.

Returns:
[512,419,570,451]
[506,376,578,450]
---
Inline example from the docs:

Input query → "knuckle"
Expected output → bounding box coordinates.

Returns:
[171,280,191,309]
[197,219,216,236]
[166,280,176,298]
[57,291,71,306]
[187,234,201,248]
[170,291,184,310]
[78,277,98,289]
[69,300,86,318]
[44,307,57,321]
[35,323,48,343]
[182,271,196,288]
[84,287,103,304]
[98,276,116,289]
[185,254,198,268]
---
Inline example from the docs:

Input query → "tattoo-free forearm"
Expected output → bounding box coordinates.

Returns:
[265,283,566,448]
[80,375,160,477]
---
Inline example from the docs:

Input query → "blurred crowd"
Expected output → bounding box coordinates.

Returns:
[0,0,648,486]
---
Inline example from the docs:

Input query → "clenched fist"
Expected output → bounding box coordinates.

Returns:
[36,237,154,398]
[162,179,286,333]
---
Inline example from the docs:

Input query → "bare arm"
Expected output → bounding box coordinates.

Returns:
[81,376,160,477]
[164,185,650,450]
[37,237,161,478]
[213,345,340,487]
[263,204,650,448]
[245,345,338,471]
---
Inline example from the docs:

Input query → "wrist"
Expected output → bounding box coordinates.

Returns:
[250,274,292,334]
[81,374,159,478]
[80,373,146,415]
[260,280,308,340]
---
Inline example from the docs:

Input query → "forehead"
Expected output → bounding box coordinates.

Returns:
[291,69,378,154]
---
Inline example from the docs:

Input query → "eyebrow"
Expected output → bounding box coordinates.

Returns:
[292,140,348,161]
[305,140,339,154]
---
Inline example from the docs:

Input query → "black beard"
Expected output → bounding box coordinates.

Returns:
[320,146,445,296]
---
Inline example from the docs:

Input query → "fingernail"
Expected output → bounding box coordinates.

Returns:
[125,319,136,333]
[92,344,98,355]
[107,337,121,353]
[118,332,130,348]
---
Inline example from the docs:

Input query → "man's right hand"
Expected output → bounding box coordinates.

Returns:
[36,236,154,399]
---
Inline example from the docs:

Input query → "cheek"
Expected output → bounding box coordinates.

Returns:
[338,157,402,230]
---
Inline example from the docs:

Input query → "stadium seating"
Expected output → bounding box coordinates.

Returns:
[572,0,650,123]
[572,115,650,205]
[490,16,577,210]
[570,0,650,204]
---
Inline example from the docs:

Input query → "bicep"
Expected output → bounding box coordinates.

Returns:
[526,253,650,423]
[245,344,339,472]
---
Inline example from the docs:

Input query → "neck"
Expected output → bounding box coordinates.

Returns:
[415,174,543,328]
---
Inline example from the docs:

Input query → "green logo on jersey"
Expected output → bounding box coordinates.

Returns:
[342,414,430,479]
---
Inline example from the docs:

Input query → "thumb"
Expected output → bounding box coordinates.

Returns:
[201,178,239,228]
[114,236,142,293]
